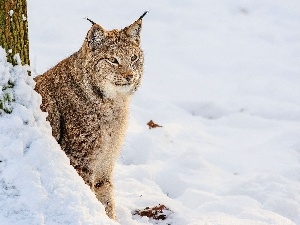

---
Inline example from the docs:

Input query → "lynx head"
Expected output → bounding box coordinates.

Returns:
[81,13,147,98]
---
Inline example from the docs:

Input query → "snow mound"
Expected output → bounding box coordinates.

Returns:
[0,47,117,225]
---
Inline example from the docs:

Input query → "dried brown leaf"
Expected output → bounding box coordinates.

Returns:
[147,120,162,129]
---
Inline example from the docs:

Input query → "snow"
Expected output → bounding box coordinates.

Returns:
[9,10,14,17]
[1,0,300,224]
[22,14,27,21]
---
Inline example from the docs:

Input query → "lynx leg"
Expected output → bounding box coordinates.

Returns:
[93,176,116,220]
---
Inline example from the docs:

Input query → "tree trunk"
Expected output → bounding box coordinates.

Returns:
[0,0,30,65]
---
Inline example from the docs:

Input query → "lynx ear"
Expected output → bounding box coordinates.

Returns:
[124,20,142,44]
[85,24,106,50]
[124,11,148,44]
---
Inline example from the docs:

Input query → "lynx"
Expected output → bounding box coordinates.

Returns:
[34,12,147,220]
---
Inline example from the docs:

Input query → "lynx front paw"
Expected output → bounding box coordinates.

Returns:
[104,200,116,220]
[93,179,116,220]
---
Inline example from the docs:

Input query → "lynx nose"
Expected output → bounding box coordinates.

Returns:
[125,74,133,82]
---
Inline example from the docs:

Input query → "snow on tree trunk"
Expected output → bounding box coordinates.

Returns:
[0,0,30,66]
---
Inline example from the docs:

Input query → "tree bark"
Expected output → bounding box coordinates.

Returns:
[0,0,30,65]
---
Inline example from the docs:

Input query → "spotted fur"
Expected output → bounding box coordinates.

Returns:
[34,18,145,220]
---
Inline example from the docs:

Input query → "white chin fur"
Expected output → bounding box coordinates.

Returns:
[104,82,132,98]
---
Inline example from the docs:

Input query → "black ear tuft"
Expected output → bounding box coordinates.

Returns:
[139,11,149,20]
[85,17,96,25]
[86,24,106,50]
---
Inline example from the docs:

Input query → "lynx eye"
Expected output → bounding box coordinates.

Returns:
[131,54,138,62]
[107,57,119,64]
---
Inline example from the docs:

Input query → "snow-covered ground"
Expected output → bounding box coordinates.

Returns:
[1,0,300,224]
